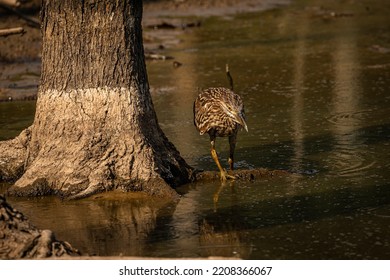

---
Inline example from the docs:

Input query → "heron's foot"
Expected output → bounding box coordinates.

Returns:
[220,169,236,181]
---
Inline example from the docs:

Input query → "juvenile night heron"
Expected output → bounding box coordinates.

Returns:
[193,65,248,181]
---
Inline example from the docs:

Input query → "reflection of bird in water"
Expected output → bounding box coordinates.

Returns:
[193,65,248,181]
[213,180,235,212]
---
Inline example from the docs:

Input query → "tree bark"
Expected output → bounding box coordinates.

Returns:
[6,0,193,199]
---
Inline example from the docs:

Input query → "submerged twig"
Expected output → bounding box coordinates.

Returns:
[0,27,24,37]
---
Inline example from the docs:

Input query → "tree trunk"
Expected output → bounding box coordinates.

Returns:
[6,0,193,199]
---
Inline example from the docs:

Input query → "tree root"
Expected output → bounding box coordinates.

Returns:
[0,195,80,259]
[0,127,31,182]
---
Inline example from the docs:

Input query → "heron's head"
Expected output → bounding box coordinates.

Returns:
[220,101,248,132]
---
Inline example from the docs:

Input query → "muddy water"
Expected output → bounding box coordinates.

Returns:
[1,0,390,259]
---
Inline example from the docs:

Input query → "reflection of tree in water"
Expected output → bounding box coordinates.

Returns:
[42,194,177,256]
[87,201,156,256]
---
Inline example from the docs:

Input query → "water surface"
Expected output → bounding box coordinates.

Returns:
[1,0,390,259]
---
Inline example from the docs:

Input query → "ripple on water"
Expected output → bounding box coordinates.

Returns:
[326,107,390,128]
[363,206,390,219]
[326,109,372,126]
[326,149,377,178]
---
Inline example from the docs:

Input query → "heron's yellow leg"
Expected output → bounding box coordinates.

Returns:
[210,139,235,181]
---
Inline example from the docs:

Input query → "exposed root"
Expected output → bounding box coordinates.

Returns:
[0,127,31,182]
[0,195,80,259]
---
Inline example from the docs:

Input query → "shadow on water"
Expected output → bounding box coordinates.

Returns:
[197,185,390,259]
[138,176,390,259]
[202,183,390,231]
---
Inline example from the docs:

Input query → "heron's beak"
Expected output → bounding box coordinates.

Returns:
[234,112,248,132]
